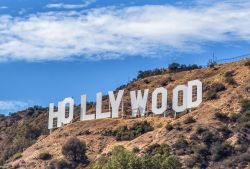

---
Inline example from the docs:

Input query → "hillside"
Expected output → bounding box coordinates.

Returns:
[1,59,250,169]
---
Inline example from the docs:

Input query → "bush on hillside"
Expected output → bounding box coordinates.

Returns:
[240,99,250,113]
[224,70,235,77]
[62,137,87,163]
[196,126,208,135]
[206,83,226,100]
[212,83,226,92]
[12,152,22,161]
[229,113,240,122]
[201,131,218,146]
[47,159,72,169]
[137,69,165,79]
[161,77,174,86]
[114,121,153,141]
[91,145,182,169]
[16,124,41,140]
[245,60,250,68]
[211,143,233,161]
[38,152,52,160]
[184,116,196,124]
[144,144,170,157]
[168,63,201,73]
[173,137,189,152]
[132,147,140,154]
[143,79,150,84]
[217,125,232,139]
[206,90,218,100]
[187,143,210,168]
[165,123,174,131]
[225,77,237,85]
[214,112,229,122]
[91,145,141,169]
[174,122,182,131]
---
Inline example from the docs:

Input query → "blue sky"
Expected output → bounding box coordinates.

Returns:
[0,0,250,114]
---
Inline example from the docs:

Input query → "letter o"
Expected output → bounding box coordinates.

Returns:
[152,87,168,115]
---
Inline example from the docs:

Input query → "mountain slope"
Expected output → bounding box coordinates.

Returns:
[2,59,250,169]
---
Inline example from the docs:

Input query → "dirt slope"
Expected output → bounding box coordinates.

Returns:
[5,59,250,169]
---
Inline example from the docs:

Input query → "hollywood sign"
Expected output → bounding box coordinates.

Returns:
[48,79,202,129]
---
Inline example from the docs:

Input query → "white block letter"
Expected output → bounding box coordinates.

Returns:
[130,89,149,117]
[187,80,203,109]
[48,102,62,129]
[60,97,74,125]
[173,85,187,113]
[109,90,124,118]
[152,87,168,115]
[96,92,111,119]
[80,95,95,121]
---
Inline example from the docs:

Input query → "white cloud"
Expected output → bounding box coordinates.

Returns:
[0,1,250,61]
[46,0,95,9]
[0,6,8,9]
[0,100,29,113]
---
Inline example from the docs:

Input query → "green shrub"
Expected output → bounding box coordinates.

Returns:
[114,121,153,141]
[165,123,174,131]
[211,143,233,161]
[239,110,250,123]
[206,83,226,100]
[132,147,140,154]
[230,113,240,122]
[161,156,182,169]
[207,90,218,100]
[174,122,182,131]
[193,144,210,157]
[38,152,52,160]
[201,131,218,146]
[16,124,41,139]
[62,137,87,163]
[225,77,237,85]
[173,138,189,150]
[12,152,22,161]
[184,116,196,124]
[196,126,208,135]
[143,79,150,84]
[217,125,232,139]
[168,63,201,73]
[161,77,173,86]
[92,145,141,169]
[144,144,170,157]
[244,60,250,68]
[240,99,250,113]
[187,153,209,169]
[188,143,210,168]
[91,145,182,169]
[235,152,250,163]
[212,83,226,92]
[137,69,165,79]
[224,70,235,77]
[214,112,229,122]
[47,159,72,169]
[206,90,217,100]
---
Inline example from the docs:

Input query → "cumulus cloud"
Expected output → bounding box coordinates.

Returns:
[46,0,95,9]
[0,1,250,61]
[0,100,29,114]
